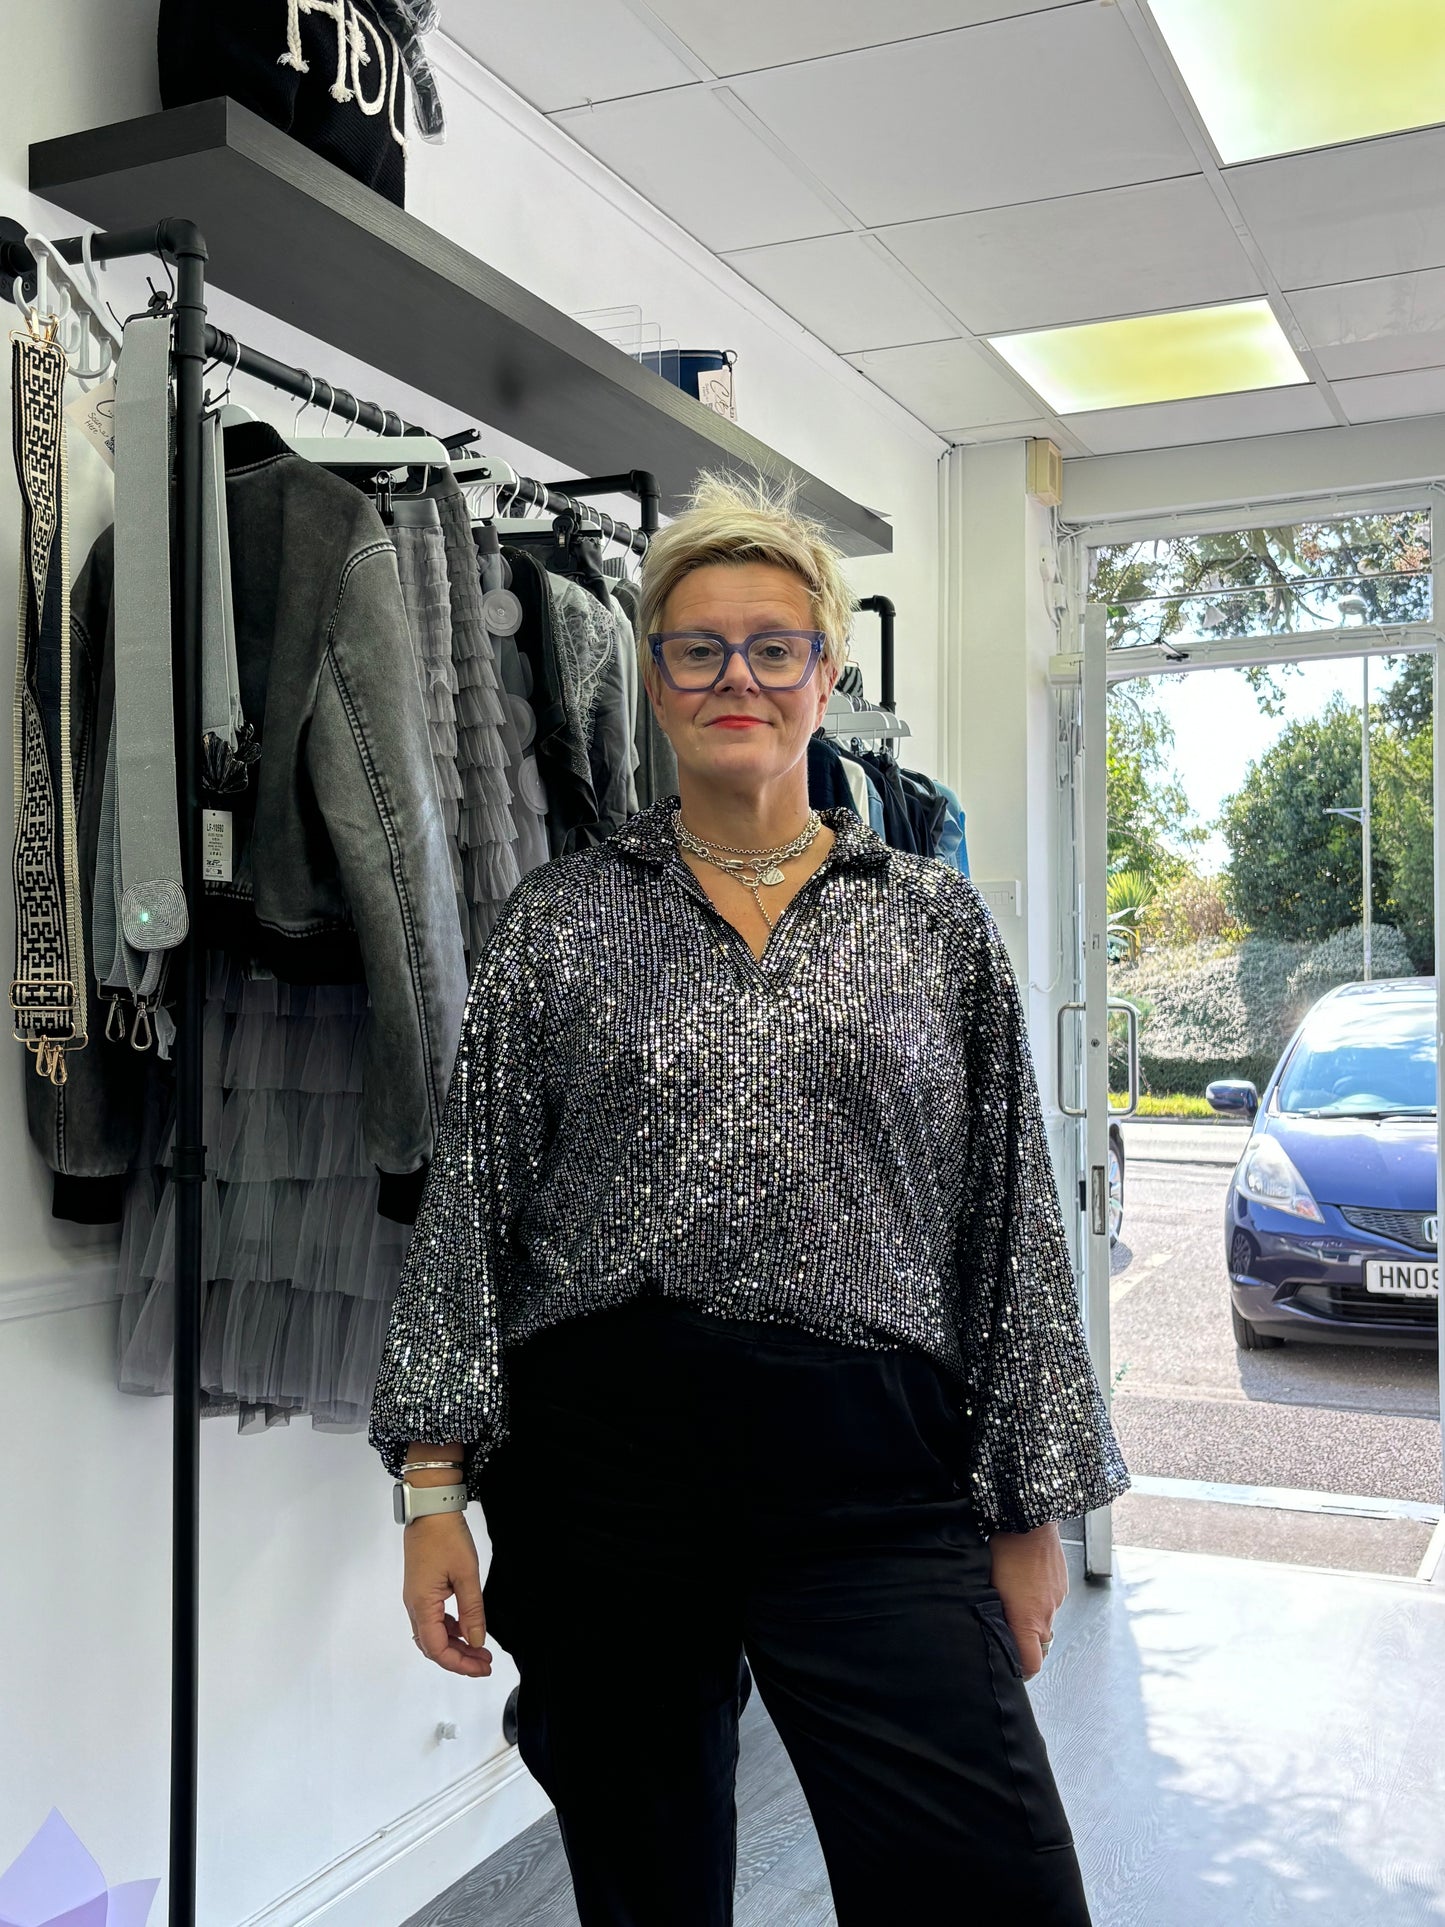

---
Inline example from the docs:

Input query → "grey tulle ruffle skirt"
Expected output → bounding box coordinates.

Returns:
[114,952,411,1431]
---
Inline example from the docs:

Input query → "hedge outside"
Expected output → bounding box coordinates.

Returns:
[1108,923,1415,1098]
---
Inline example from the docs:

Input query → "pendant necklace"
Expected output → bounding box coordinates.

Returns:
[672,808,823,931]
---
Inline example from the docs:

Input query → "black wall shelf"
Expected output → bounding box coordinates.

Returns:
[29,98,893,557]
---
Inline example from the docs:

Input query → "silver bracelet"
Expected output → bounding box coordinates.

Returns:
[401,1459,466,1476]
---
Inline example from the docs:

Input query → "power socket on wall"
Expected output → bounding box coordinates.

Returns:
[976,879,1022,920]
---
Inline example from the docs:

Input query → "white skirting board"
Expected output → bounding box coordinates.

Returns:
[0,1257,118,1323]
[235,1751,553,1927]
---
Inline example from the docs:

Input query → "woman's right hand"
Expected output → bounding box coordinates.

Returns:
[403,1514,493,1677]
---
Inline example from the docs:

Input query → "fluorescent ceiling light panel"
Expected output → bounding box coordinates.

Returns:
[988,299,1309,413]
[1149,0,1445,163]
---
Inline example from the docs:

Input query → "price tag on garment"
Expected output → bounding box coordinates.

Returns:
[66,377,117,469]
[202,808,233,883]
[695,365,737,423]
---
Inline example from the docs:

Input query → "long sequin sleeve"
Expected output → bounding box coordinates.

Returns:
[952,896,1131,1536]
[367,866,556,1482]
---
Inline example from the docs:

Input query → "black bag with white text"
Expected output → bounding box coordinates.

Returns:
[158,0,410,205]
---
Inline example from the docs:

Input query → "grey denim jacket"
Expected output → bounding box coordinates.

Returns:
[30,422,468,1224]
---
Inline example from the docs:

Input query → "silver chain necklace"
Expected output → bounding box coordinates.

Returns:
[671,808,824,931]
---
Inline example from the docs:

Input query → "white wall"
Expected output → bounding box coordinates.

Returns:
[0,9,944,1923]
[942,441,1073,1203]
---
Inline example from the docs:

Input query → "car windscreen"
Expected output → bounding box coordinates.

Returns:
[1276,996,1437,1117]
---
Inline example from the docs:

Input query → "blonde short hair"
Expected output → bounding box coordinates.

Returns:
[637,471,853,692]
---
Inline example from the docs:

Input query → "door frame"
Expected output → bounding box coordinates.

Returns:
[1047,492,1445,1584]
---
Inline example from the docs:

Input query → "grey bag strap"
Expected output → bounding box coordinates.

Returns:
[200,412,242,748]
[92,703,172,1052]
[112,315,188,969]
[91,706,122,991]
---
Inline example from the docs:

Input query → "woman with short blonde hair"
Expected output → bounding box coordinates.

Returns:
[371,471,1128,1925]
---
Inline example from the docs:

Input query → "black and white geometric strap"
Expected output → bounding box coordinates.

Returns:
[9,324,87,1085]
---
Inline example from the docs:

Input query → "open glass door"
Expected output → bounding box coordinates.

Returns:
[1053,503,1445,1589]
[1056,602,1138,1581]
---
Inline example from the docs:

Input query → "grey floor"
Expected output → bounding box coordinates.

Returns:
[403,1527,1445,1926]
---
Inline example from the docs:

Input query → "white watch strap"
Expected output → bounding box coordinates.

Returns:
[394,1480,467,1525]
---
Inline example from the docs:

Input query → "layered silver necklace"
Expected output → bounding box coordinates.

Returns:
[671,807,824,931]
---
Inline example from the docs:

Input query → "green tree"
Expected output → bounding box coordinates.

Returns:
[1380,653,1433,740]
[1149,864,1245,946]
[1220,698,1383,939]
[1374,721,1434,970]
[1107,680,1199,883]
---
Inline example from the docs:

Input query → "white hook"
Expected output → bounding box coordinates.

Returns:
[79,230,101,305]
[343,391,362,437]
[13,242,58,341]
[293,372,317,433]
[23,231,120,378]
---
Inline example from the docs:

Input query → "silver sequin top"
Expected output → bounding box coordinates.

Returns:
[368,794,1131,1535]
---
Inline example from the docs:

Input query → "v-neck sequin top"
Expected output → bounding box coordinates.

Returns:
[367,795,1130,1535]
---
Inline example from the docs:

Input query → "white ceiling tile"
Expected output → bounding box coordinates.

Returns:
[720,234,956,351]
[442,0,699,110]
[1333,365,1445,425]
[729,7,1199,228]
[1226,127,1445,291]
[1288,268,1445,381]
[879,177,1261,334]
[1063,385,1334,455]
[644,0,1075,76]
[844,337,1043,430]
[550,90,849,251]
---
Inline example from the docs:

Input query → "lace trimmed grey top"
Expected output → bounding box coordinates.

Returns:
[367,793,1131,1536]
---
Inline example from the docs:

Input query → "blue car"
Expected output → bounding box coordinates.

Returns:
[1206,977,1438,1351]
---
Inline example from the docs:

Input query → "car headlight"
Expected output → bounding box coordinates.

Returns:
[1237,1135,1324,1222]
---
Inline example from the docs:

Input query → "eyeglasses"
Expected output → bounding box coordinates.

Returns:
[648,630,826,691]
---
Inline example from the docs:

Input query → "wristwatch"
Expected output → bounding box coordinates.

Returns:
[393,1479,468,1526]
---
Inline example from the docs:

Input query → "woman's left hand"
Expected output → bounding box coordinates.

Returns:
[988,1520,1068,1680]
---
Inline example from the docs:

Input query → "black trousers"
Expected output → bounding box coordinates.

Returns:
[476,1297,1093,1927]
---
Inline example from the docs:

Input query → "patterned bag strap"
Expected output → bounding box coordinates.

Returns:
[8,321,87,1085]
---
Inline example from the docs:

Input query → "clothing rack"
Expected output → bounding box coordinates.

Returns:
[0,213,660,1927]
[457,455,657,558]
[819,594,907,742]
[0,212,209,1927]
[854,594,896,712]
[202,328,660,557]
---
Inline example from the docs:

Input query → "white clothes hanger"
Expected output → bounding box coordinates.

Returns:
[452,453,530,525]
[451,453,519,492]
[285,387,450,468]
[822,692,911,741]
[21,229,122,379]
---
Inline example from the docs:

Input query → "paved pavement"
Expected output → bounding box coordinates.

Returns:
[1102,1118,1443,1575]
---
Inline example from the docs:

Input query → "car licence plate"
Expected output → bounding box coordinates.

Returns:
[1364,1259,1439,1297]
